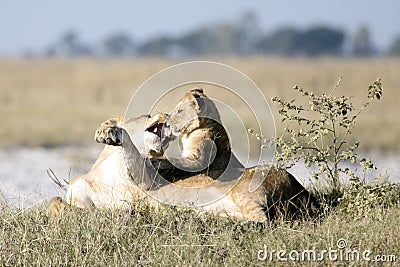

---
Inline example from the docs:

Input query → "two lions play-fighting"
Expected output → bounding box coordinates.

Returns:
[49,88,316,221]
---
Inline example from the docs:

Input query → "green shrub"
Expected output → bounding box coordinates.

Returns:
[272,78,383,192]
[338,179,400,219]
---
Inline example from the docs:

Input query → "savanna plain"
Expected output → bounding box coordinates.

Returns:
[0,57,399,265]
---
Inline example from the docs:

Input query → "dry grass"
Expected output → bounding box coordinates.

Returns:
[0,58,173,147]
[0,57,399,150]
[1,186,399,266]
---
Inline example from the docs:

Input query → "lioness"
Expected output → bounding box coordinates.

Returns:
[49,113,171,216]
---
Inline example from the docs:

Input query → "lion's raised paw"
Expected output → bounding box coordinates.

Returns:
[95,126,123,146]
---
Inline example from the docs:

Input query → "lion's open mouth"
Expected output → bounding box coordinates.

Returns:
[145,122,172,141]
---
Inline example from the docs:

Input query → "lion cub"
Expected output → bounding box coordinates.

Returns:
[153,88,318,219]
[152,88,243,180]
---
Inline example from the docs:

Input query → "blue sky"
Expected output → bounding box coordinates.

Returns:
[1,0,399,55]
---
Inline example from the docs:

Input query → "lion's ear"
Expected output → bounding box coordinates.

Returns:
[182,87,206,101]
[190,87,205,98]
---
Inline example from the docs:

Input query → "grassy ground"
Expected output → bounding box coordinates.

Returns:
[0,57,399,151]
[0,182,399,266]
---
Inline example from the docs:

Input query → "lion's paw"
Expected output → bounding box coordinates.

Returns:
[100,117,123,127]
[95,125,123,146]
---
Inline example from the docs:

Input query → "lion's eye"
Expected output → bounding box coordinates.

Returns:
[172,109,183,116]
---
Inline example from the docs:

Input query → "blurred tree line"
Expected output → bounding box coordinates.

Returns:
[43,11,400,58]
